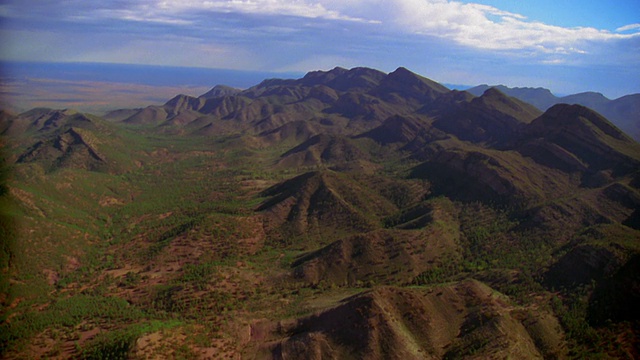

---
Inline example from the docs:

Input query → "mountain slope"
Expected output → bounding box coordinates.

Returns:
[276,134,370,169]
[357,115,436,146]
[520,104,640,177]
[466,85,558,110]
[256,170,397,241]
[17,127,107,172]
[432,88,541,144]
[292,198,459,287]
[7,109,134,173]
[467,85,640,141]
[198,84,242,99]
[252,281,564,359]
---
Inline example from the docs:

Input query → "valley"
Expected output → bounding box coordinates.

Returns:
[1,66,639,359]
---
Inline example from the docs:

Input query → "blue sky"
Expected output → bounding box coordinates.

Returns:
[1,0,639,98]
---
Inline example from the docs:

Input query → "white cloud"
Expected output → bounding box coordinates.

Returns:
[5,0,639,60]
[541,59,566,65]
[154,0,370,22]
[91,8,194,25]
[617,23,640,32]
[344,0,640,54]
[142,0,640,56]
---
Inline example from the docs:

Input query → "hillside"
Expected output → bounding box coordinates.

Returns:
[254,281,564,359]
[467,85,640,141]
[1,66,639,359]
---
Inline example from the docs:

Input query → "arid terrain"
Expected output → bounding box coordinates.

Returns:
[1,67,639,359]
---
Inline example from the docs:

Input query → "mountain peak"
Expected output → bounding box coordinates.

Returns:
[390,66,414,76]
[199,85,241,99]
[559,92,610,108]
[386,67,449,89]
[306,66,349,77]
[480,87,507,98]
[544,103,604,121]
[376,67,449,101]
[474,87,523,107]
[470,87,542,123]
[533,103,631,142]
[301,67,350,86]
[164,94,204,112]
[302,66,385,92]
[521,103,640,177]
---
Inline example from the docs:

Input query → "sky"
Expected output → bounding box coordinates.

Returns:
[1,0,639,98]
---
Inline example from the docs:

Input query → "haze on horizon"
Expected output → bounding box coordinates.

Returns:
[1,0,639,99]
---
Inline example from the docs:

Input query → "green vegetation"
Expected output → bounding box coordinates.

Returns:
[412,256,459,286]
[2,67,639,358]
[549,285,630,359]
[0,147,17,305]
[78,320,182,360]
[0,295,148,352]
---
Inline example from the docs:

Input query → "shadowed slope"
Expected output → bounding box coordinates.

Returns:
[410,103,640,207]
[433,88,541,144]
[410,144,573,206]
[467,85,640,141]
[519,104,640,178]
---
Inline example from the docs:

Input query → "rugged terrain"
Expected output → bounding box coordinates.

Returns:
[1,66,639,359]
[467,84,640,142]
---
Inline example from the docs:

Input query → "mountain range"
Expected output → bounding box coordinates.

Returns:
[466,84,640,141]
[1,66,639,359]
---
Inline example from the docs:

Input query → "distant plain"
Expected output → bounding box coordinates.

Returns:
[0,62,303,114]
